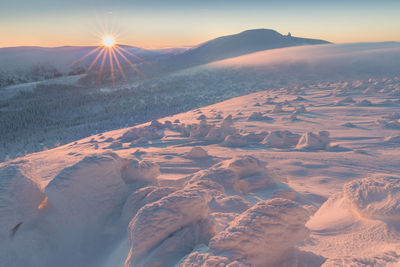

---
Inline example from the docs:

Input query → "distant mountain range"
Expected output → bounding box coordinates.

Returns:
[166,29,330,68]
[0,29,330,86]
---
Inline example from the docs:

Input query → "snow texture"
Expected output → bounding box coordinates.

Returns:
[296,131,331,150]
[125,189,214,267]
[344,176,400,222]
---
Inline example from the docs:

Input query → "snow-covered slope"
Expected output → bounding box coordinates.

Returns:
[1,73,400,266]
[2,42,399,163]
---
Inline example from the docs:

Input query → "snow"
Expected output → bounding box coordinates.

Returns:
[121,159,160,185]
[262,130,300,148]
[186,147,210,159]
[305,175,400,265]
[125,189,214,267]
[45,152,129,226]
[343,175,400,222]
[223,134,248,147]
[2,42,400,266]
[209,198,310,266]
[296,131,331,150]
[0,165,44,240]
[121,186,175,225]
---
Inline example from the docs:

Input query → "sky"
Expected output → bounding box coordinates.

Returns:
[1,0,400,48]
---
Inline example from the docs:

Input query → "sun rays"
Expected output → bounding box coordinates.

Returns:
[71,22,146,86]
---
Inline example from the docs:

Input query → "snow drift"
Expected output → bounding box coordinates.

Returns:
[0,165,44,240]
[125,189,214,267]
[344,176,400,222]
[180,198,310,267]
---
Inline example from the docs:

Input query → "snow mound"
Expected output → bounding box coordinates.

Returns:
[187,156,274,194]
[223,134,248,147]
[125,189,215,267]
[210,195,251,213]
[177,115,237,143]
[209,198,309,266]
[335,96,356,106]
[197,114,207,120]
[384,135,400,143]
[45,152,129,225]
[294,105,307,114]
[384,112,400,120]
[121,186,175,225]
[121,159,160,185]
[377,119,400,129]
[188,120,212,138]
[177,245,246,267]
[308,175,400,234]
[296,131,331,150]
[293,96,309,102]
[227,156,267,178]
[243,131,269,143]
[344,176,400,222]
[0,165,44,239]
[248,112,273,121]
[187,146,210,159]
[150,120,164,129]
[272,104,284,113]
[262,130,301,148]
[120,124,164,144]
[204,116,237,142]
[342,122,357,128]
[357,99,373,106]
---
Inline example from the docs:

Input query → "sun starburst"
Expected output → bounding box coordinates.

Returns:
[102,36,115,47]
[71,25,147,86]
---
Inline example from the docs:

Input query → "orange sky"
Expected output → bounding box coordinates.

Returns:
[1,1,400,48]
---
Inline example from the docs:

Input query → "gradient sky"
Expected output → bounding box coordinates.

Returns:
[1,0,399,48]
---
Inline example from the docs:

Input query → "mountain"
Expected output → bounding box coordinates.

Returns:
[0,29,330,86]
[167,29,330,68]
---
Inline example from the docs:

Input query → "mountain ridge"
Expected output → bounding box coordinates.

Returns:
[166,28,330,68]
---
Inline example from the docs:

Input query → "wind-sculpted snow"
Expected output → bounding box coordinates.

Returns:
[3,73,400,266]
[334,96,356,106]
[177,246,247,267]
[186,156,275,194]
[223,134,248,147]
[384,135,400,144]
[0,165,44,240]
[210,195,251,213]
[123,156,293,266]
[248,111,273,121]
[121,186,175,225]
[45,152,129,225]
[121,159,160,185]
[125,189,214,267]
[179,198,310,267]
[187,146,210,159]
[344,176,400,222]
[296,131,331,150]
[377,118,400,129]
[322,252,400,267]
[307,175,400,265]
[119,123,164,144]
[262,130,300,148]
[179,115,237,142]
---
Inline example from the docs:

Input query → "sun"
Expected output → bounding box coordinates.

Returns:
[102,36,115,47]
[71,28,146,86]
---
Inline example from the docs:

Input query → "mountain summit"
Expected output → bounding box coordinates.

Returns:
[170,29,330,67]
